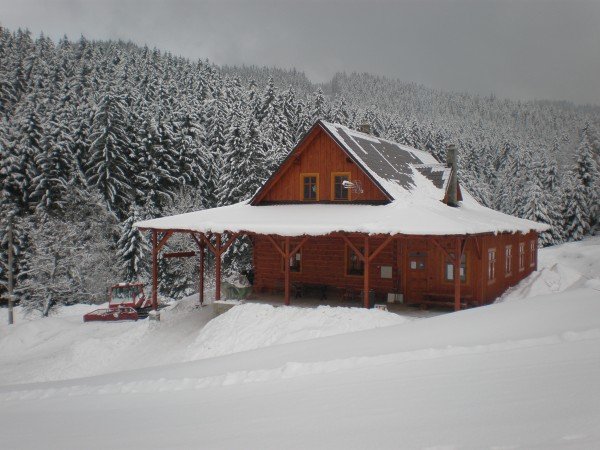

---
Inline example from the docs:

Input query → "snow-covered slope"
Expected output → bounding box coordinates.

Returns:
[0,238,599,449]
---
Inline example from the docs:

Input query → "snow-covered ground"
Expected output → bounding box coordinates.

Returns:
[0,237,599,449]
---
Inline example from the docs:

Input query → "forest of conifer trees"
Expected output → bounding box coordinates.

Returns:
[1,28,599,313]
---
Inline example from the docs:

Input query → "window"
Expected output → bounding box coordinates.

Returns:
[409,252,426,270]
[332,172,350,201]
[281,244,302,273]
[519,242,525,272]
[488,248,496,283]
[301,173,319,201]
[445,253,466,282]
[346,245,364,276]
[505,245,513,276]
[530,240,536,268]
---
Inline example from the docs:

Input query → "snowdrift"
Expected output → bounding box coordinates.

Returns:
[0,237,599,449]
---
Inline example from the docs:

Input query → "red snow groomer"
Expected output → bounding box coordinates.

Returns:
[83,283,154,322]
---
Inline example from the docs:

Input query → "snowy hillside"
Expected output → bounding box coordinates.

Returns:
[0,238,599,449]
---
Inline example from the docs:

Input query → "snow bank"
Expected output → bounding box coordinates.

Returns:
[498,236,600,302]
[186,303,408,360]
[0,298,408,386]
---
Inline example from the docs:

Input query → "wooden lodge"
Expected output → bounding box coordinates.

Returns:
[136,121,547,311]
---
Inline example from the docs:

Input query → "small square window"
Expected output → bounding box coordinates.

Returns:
[409,252,426,270]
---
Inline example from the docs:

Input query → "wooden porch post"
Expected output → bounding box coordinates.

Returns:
[364,235,370,308]
[284,237,291,306]
[454,237,461,311]
[151,229,158,310]
[215,233,222,301]
[199,243,205,305]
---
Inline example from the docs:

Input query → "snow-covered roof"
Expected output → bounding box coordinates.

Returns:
[135,121,549,236]
[317,121,452,202]
[135,197,548,237]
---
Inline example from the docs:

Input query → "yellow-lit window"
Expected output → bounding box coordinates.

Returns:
[530,240,536,268]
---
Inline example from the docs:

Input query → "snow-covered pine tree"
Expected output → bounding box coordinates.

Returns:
[86,88,134,216]
[562,172,590,241]
[30,110,76,213]
[575,125,600,231]
[117,205,149,282]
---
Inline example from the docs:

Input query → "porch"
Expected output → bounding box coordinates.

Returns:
[140,228,482,312]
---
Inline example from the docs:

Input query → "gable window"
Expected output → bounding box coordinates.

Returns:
[530,240,536,268]
[505,245,513,276]
[281,243,302,273]
[519,242,525,272]
[332,172,351,201]
[409,252,426,270]
[301,173,319,201]
[445,253,466,282]
[488,248,496,283]
[346,245,364,276]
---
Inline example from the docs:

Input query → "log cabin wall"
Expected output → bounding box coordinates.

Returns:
[252,235,396,298]
[480,231,538,303]
[252,231,539,306]
[258,128,389,204]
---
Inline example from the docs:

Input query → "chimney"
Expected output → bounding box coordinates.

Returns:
[358,123,371,134]
[446,144,459,207]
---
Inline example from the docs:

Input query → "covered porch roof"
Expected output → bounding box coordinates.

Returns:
[134,196,548,237]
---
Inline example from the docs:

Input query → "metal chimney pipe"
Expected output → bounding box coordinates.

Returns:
[358,123,371,134]
[446,144,459,207]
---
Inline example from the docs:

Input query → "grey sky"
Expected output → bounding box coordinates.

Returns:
[1,0,599,105]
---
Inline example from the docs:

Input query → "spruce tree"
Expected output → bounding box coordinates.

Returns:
[86,89,133,215]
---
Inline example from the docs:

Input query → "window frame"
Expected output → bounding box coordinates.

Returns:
[529,240,536,268]
[518,242,525,272]
[444,252,467,283]
[300,173,319,202]
[505,245,513,276]
[331,172,352,201]
[408,252,427,271]
[345,244,364,277]
[488,248,497,284]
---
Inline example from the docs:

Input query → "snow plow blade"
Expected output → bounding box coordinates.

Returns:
[83,307,139,322]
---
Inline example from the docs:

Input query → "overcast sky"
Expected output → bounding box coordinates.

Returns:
[1,0,599,105]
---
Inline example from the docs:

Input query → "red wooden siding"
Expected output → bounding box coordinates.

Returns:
[252,231,539,306]
[257,128,389,204]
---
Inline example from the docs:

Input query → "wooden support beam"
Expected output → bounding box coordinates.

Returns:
[215,233,222,301]
[220,232,240,253]
[284,237,291,306]
[266,235,286,258]
[151,230,158,310]
[367,234,395,262]
[363,235,370,308]
[199,232,218,256]
[163,251,196,258]
[454,237,462,312]
[431,237,452,260]
[290,236,309,257]
[199,244,205,306]
[341,235,366,262]
[472,235,482,260]
[156,230,173,252]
